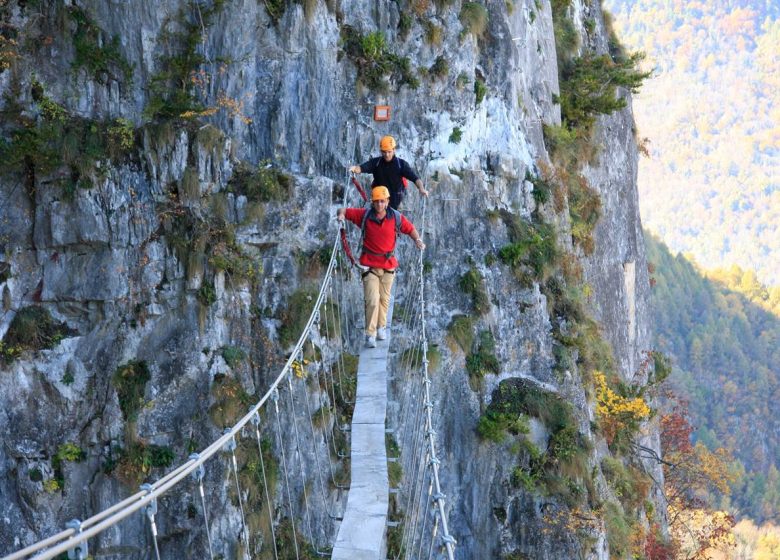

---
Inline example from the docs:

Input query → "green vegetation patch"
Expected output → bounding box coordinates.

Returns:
[112,441,175,486]
[209,373,252,427]
[498,213,557,281]
[478,378,573,441]
[601,457,651,513]
[429,55,449,80]
[526,170,552,206]
[340,27,419,92]
[603,501,633,558]
[113,360,151,422]
[399,343,441,374]
[332,352,358,426]
[164,201,261,287]
[220,345,247,369]
[459,266,490,315]
[263,0,288,22]
[478,378,591,505]
[0,82,137,195]
[460,2,489,38]
[143,1,224,121]
[227,160,292,202]
[1,306,74,364]
[277,288,317,348]
[466,330,499,383]
[237,435,279,545]
[551,0,578,62]
[68,6,133,84]
[474,78,487,105]
[557,53,650,133]
[49,442,86,491]
[447,314,475,353]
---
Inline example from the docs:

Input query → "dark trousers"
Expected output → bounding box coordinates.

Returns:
[389,188,405,210]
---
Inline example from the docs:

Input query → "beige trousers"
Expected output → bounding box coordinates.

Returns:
[362,268,395,336]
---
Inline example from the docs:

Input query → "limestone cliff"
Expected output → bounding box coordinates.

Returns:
[0,0,661,557]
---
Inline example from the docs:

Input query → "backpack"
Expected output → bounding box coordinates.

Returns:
[359,206,402,259]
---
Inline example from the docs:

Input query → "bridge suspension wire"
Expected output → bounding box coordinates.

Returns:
[4,197,357,560]
[389,198,456,560]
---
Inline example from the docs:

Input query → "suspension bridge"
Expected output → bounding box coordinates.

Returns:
[2,182,456,560]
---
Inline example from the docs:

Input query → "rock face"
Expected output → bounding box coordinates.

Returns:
[0,0,660,558]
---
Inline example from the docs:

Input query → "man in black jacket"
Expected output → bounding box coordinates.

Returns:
[350,135,429,209]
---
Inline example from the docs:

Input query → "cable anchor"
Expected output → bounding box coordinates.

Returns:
[65,519,88,560]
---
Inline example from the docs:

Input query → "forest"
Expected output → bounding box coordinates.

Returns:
[604,0,780,286]
[647,234,780,525]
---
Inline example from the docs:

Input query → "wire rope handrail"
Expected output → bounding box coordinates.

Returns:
[415,199,456,560]
[4,228,348,560]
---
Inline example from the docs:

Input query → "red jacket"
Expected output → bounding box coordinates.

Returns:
[344,208,415,269]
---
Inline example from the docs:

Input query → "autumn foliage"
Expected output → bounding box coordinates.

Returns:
[660,401,737,559]
[594,371,651,446]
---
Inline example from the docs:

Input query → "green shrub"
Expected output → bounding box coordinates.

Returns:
[220,345,247,369]
[209,374,252,427]
[114,441,175,485]
[480,378,574,439]
[423,21,444,46]
[651,350,672,385]
[400,343,441,374]
[51,442,86,490]
[604,501,633,557]
[278,288,317,348]
[447,314,474,353]
[143,2,224,120]
[69,6,133,84]
[541,123,579,160]
[526,170,552,206]
[460,2,489,38]
[398,13,413,38]
[551,0,578,61]
[448,126,463,144]
[477,410,529,443]
[1,306,73,364]
[166,202,260,286]
[568,177,601,254]
[112,360,151,422]
[332,353,358,424]
[557,53,650,132]
[498,218,557,279]
[459,267,490,314]
[228,160,292,202]
[429,55,449,79]
[263,0,287,22]
[388,460,402,488]
[197,280,217,306]
[466,330,500,380]
[341,26,419,92]
[474,78,487,105]
[479,379,592,504]
[0,83,137,192]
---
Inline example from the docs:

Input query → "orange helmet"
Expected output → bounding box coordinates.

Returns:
[379,135,396,151]
[371,186,390,201]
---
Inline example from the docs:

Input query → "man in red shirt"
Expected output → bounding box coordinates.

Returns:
[337,186,425,348]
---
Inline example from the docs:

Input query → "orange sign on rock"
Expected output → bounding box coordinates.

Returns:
[373,105,391,121]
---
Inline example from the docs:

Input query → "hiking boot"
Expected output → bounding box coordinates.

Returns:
[377,326,387,341]
[365,335,377,348]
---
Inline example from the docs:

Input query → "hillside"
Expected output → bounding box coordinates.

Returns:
[647,234,780,523]
[603,0,780,286]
